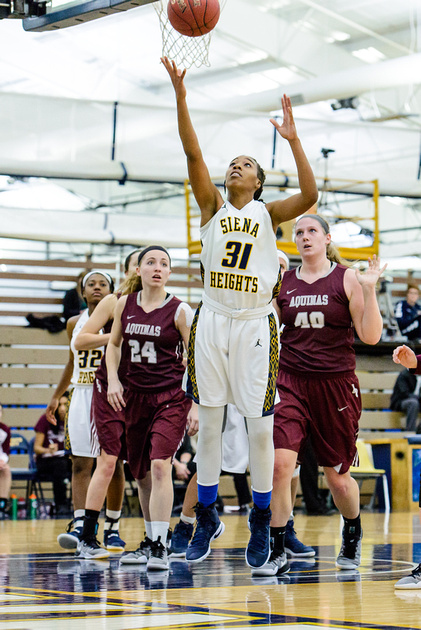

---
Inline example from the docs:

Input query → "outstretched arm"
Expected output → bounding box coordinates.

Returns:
[346,255,387,345]
[161,56,223,226]
[267,95,318,228]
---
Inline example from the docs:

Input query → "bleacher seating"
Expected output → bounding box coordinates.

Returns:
[0,257,202,325]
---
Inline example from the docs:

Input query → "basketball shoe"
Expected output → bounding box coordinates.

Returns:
[168,521,194,557]
[285,519,315,557]
[186,502,225,563]
[147,536,169,571]
[57,518,84,550]
[395,563,421,589]
[251,550,289,577]
[246,505,271,568]
[103,530,126,552]
[120,534,152,565]
[76,537,110,560]
[335,527,362,570]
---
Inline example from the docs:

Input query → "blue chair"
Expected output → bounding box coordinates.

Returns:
[10,433,46,513]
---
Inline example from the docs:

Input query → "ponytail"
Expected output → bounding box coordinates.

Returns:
[118,272,142,296]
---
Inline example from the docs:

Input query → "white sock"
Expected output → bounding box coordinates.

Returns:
[180,513,195,525]
[144,520,153,540]
[151,521,169,545]
[104,509,121,531]
[74,509,85,528]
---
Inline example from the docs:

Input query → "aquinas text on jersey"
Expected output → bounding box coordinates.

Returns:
[289,294,328,308]
[125,323,161,336]
[210,271,258,293]
[220,216,260,237]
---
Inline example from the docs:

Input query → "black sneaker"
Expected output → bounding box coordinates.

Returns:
[245,505,271,568]
[186,502,225,563]
[147,536,169,571]
[335,527,362,570]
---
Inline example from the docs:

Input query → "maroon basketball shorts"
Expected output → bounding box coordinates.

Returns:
[124,386,190,480]
[274,370,361,473]
[91,377,127,460]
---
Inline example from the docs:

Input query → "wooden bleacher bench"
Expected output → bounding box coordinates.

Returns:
[356,368,406,436]
[0,326,68,447]
[0,258,202,322]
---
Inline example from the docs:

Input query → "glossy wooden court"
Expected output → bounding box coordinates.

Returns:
[0,511,420,630]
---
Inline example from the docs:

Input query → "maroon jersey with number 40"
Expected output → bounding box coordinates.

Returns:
[122,291,185,392]
[277,263,355,375]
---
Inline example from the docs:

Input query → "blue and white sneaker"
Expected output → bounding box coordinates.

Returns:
[168,521,194,557]
[285,519,315,557]
[245,506,271,568]
[104,530,126,552]
[186,502,225,563]
[57,519,83,550]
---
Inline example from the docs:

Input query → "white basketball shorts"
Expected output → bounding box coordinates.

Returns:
[186,301,279,418]
[67,386,100,458]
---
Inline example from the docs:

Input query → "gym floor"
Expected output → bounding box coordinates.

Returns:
[0,511,420,630]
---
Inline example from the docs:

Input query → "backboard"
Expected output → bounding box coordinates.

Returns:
[23,0,155,31]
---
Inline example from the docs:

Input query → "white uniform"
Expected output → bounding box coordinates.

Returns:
[221,404,249,473]
[187,199,281,418]
[66,309,104,457]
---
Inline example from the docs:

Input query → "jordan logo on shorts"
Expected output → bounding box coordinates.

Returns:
[351,384,358,397]
[255,339,262,347]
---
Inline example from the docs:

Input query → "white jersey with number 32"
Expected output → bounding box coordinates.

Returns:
[70,309,104,387]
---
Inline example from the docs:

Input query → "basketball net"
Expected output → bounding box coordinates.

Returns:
[154,1,225,69]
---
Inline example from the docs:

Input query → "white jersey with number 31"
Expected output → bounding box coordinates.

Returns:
[200,199,279,310]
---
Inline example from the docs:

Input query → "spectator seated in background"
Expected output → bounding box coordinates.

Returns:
[394,284,421,343]
[0,403,11,520]
[390,369,421,433]
[26,271,88,333]
[34,393,72,516]
[62,271,87,322]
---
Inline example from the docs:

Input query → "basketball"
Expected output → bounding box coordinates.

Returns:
[167,0,220,38]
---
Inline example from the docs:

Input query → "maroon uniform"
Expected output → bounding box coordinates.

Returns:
[34,414,65,463]
[274,263,361,473]
[92,316,129,460]
[123,292,185,392]
[278,263,355,374]
[121,291,190,480]
[0,422,10,463]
